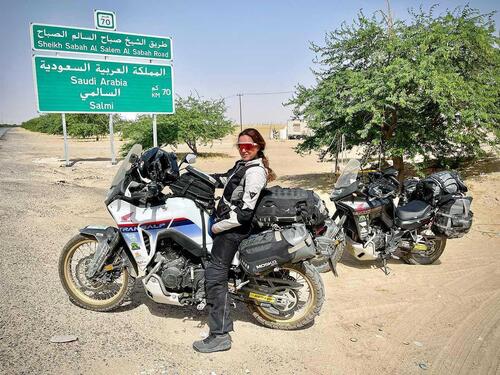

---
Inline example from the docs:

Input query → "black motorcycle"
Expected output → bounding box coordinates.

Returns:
[315,159,473,273]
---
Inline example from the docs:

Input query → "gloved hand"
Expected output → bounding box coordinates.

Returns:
[211,223,222,235]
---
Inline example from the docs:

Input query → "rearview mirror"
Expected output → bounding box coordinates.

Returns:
[185,153,197,164]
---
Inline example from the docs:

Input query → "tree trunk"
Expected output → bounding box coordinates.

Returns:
[392,155,405,181]
[186,140,198,154]
[382,108,405,179]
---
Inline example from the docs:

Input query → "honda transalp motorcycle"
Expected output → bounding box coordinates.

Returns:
[59,145,339,329]
[314,159,473,273]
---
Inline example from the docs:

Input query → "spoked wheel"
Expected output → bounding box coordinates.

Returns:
[248,262,324,330]
[59,234,135,311]
[402,232,447,265]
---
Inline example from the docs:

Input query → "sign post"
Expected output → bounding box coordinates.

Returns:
[109,114,116,165]
[61,113,70,166]
[31,24,172,61]
[32,56,174,113]
[152,114,158,147]
[30,16,174,166]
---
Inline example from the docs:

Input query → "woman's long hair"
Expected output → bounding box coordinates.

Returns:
[238,128,277,182]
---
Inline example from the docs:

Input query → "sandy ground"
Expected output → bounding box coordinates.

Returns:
[0,128,499,375]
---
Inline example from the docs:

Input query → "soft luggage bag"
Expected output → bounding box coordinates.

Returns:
[253,186,329,228]
[170,166,215,209]
[417,171,467,206]
[239,223,316,274]
[432,196,473,238]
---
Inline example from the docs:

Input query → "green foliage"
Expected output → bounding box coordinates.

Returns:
[121,95,234,155]
[22,113,120,140]
[67,123,106,140]
[288,5,500,170]
[121,114,179,153]
[22,113,62,134]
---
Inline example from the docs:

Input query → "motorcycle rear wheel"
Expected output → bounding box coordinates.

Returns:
[402,237,447,265]
[248,262,324,330]
[59,234,135,311]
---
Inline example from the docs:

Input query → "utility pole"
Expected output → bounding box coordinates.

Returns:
[237,93,243,131]
[386,0,394,32]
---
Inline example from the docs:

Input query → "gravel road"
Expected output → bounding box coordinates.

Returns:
[1,128,499,375]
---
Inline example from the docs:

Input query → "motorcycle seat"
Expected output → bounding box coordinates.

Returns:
[396,200,432,221]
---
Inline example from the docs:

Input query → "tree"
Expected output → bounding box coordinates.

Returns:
[288,5,499,174]
[66,114,109,140]
[121,95,234,155]
[22,113,119,141]
[169,95,234,154]
[121,114,179,153]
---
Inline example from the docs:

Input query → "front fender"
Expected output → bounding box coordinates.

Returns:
[79,225,138,277]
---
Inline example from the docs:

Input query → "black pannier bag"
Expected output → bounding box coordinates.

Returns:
[432,196,473,238]
[253,186,329,228]
[238,223,316,275]
[169,166,216,209]
[417,171,468,206]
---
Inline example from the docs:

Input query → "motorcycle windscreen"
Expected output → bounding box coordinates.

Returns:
[110,144,143,188]
[334,159,361,188]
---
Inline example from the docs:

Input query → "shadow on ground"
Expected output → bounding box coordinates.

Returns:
[113,279,259,329]
[66,157,121,166]
[276,173,336,193]
[337,251,442,272]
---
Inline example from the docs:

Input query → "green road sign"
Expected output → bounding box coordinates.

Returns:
[33,56,174,113]
[31,23,172,61]
[94,10,116,30]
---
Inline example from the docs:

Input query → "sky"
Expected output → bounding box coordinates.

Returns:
[0,0,498,125]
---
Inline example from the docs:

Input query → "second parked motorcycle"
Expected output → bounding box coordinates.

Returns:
[315,159,473,273]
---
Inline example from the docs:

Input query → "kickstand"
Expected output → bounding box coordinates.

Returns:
[378,256,391,275]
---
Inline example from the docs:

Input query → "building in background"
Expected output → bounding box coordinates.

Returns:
[286,120,311,139]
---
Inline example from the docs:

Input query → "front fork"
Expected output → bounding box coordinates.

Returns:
[80,226,138,278]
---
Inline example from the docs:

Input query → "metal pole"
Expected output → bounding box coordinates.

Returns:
[386,0,394,32]
[238,94,243,131]
[109,114,116,165]
[61,113,70,167]
[152,114,158,147]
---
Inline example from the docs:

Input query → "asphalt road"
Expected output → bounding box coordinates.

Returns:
[0,128,9,139]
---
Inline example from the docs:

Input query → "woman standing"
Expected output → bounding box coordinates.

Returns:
[193,128,276,353]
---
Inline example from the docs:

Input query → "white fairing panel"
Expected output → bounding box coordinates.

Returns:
[107,197,213,275]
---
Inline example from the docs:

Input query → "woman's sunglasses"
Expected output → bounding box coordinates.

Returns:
[237,142,259,152]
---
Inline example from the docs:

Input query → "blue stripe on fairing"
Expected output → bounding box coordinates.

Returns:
[171,223,202,237]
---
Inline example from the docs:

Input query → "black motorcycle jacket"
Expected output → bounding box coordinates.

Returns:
[211,158,267,233]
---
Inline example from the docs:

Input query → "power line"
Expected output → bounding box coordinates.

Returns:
[240,90,294,96]
[223,90,294,100]
[223,90,296,130]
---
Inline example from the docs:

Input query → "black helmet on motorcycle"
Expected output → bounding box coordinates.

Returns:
[138,147,179,185]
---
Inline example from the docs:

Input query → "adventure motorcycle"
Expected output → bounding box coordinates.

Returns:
[59,145,339,329]
[314,159,473,273]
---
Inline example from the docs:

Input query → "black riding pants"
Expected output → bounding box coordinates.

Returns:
[205,228,250,335]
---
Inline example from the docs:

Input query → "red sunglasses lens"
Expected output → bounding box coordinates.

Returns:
[238,144,256,152]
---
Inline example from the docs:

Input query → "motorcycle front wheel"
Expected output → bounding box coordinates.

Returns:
[402,236,447,265]
[248,262,324,330]
[59,234,135,311]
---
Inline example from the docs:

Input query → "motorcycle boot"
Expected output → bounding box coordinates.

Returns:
[193,333,232,353]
